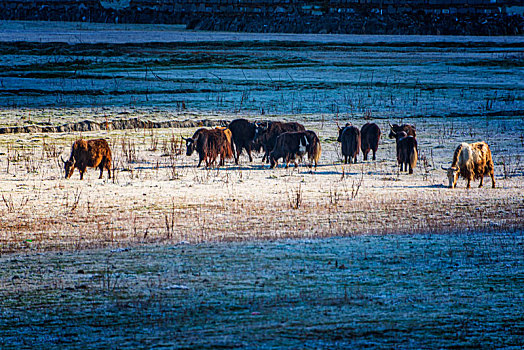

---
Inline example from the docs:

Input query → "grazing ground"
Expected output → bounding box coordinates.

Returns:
[0,234,523,348]
[0,108,522,252]
[0,22,523,348]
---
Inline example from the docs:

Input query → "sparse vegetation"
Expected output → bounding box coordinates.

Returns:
[0,26,523,348]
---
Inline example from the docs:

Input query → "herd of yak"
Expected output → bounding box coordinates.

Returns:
[60,118,496,189]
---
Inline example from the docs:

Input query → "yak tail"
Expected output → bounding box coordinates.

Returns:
[309,142,322,168]
[224,141,233,159]
[410,147,418,170]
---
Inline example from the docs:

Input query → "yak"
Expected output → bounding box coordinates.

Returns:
[184,128,208,167]
[388,122,416,139]
[228,118,256,164]
[62,139,112,180]
[254,121,305,163]
[442,142,495,189]
[390,130,418,174]
[269,131,309,169]
[184,128,233,168]
[337,123,360,164]
[360,122,381,161]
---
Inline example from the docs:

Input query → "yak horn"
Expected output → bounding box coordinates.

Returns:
[60,156,66,164]
[441,165,449,171]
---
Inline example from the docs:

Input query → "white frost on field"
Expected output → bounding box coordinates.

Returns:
[0,108,522,252]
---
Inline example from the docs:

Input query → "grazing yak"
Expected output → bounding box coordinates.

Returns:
[269,131,309,169]
[390,130,418,174]
[360,122,381,161]
[254,121,305,163]
[388,122,416,139]
[337,123,361,164]
[228,118,256,164]
[62,139,112,180]
[442,142,495,189]
[184,128,233,168]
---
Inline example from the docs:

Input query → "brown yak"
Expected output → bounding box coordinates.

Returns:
[442,142,495,189]
[184,128,233,168]
[390,130,418,174]
[360,122,381,161]
[388,122,416,139]
[62,139,112,180]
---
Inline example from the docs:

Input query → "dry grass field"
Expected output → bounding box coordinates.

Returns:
[0,108,522,253]
[0,22,523,348]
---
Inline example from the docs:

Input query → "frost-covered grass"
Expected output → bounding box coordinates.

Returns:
[0,21,523,348]
[0,22,522,116]
[0,108,522,252]
[1,233,523,348]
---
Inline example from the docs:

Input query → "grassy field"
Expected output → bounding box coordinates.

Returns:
[0,22,523,348]
[1,233,523,348]
[0,22,522,118]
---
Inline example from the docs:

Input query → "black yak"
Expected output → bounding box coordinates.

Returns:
[337,123,360,164]
[360,122,381,161]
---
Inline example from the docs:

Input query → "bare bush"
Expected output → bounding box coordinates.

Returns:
[288,183,303,210]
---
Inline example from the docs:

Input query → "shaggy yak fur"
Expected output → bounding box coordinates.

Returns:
[443,142,495,189]
[270,131,309,169]
[391,131,418,174]
[184,128,233,168]
[360,122,381,161]
[228,118,256,164]
[304,130,322,169]
[254,121,305,163]
[63,139,112,180]
[337,123,361,164]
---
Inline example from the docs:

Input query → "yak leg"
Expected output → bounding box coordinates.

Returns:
[99,164,104,179]
[234,142,241,165]
[79,167,85,180]
[466,177,471,189]
[372,149,376,161]
[408,162,413,174]
[106,162,111,179]
[490,172,496,188]
[479,176,484,188]
[363,151,368,161]
[247,146,253,162]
